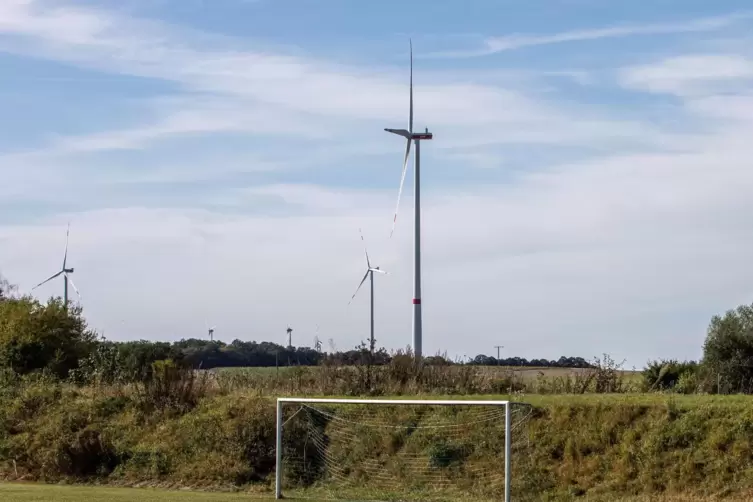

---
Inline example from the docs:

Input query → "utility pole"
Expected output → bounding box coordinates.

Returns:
[494,345,504,365]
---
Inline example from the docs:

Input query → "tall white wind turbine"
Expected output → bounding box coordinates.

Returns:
[384,40,432,360]
[31,223,80,308]
[349,229,388,352]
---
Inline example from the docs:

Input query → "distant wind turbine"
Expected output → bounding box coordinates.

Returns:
[205,320,216,341]
[314,324,322,352]
[384,40,432,360]
[31,223,80,308]
[349,229,388,352]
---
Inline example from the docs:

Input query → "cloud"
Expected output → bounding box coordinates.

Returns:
[425,12,752,59]
[619,54,753,96]
[0,0,664,159]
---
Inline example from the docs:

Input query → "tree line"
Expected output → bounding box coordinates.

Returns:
[4,272,753,393]
[0,273,590,379]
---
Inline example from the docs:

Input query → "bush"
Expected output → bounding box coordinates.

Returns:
[134,359,208,413]
[643,360,699,392]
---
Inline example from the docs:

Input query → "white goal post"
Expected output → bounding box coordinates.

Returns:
[275,397,521,502]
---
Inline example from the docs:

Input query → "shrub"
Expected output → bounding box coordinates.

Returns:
[427,440,470,468]
[642,360,699,392]
[134,359,208,413]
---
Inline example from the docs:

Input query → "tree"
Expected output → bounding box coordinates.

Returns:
[0,296,97,378]
[0,273,16,301]
[703,303,753,393]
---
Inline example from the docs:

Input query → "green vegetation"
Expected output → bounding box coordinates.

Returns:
[5,272,753,500]
[0,297,95,379]
[2,377,753,500]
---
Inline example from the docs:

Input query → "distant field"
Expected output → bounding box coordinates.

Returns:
[213,365,643,391]
[0,483,747,501]
[214,366,285,375]
[214,365,641,379]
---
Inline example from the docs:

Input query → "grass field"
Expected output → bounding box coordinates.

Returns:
[0,483,750,502]
[214,366,641,380]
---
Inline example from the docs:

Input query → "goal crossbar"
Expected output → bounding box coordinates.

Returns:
[279,397,510,406]
[275,397,514,502]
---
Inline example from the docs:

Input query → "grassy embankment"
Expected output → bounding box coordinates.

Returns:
[2,369,753,502]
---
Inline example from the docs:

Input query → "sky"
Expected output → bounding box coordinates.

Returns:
[2,0,753,366]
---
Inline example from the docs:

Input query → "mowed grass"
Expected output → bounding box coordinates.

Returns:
[1,483,750,502]
[0,484,264,501]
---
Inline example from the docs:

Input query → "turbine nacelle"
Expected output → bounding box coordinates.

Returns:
[413,131,433,140]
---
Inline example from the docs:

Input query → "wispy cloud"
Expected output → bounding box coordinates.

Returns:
[425,12,752,59]
[0,0,667,172]
[619,54,753,96]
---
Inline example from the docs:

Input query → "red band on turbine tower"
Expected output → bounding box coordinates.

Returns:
[413,299,421,304]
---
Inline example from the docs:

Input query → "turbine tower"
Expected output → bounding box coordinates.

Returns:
[385,40,432,360]
[32,223,80,308]
[349,229,388,353]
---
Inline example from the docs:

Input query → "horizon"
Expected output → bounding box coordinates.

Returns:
[2,0,753,367]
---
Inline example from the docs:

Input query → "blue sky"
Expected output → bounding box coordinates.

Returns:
[3,0,753,365]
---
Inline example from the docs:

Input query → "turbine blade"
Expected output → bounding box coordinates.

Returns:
[370,268,388,275]
[63,222,70,269]
[384,128,411,138]
[390,138,412,238]
[409,38,413,134]
[359,228,371,268]
[32,270,63,290]
[348,270,371,305]
[64,273,81,300]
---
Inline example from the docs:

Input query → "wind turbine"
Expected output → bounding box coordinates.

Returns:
[349,229,388,352]
[314,324,322,352]
[205,321,216,341]
[286,325,293,348]
[31,223,80,308]
[384,40,432,360]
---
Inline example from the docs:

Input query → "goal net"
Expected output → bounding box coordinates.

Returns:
[275,398,532,501]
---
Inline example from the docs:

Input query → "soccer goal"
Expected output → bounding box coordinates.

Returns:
[275,397,532,501]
